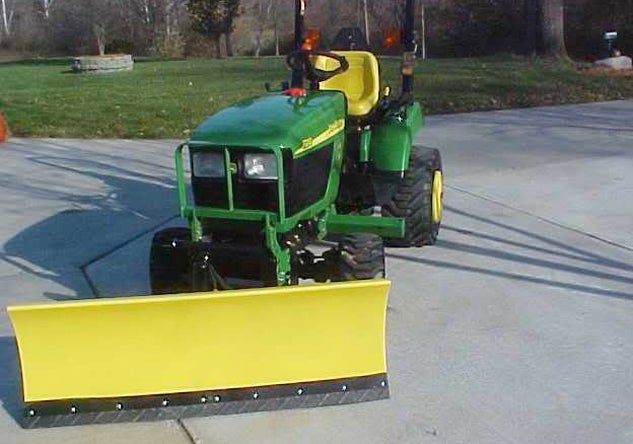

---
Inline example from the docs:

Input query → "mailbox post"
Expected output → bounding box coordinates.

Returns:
[603,31,618,57]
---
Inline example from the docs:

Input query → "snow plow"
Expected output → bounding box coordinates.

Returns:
[9,280,390,427]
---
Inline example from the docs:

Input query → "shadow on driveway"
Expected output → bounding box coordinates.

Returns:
[0,336,23,426]
[450,103,633,134]
[1,155,177,301]
[389,205,633,302]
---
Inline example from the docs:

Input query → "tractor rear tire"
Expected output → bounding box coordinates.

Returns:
[149,227,193,295]
[336,233,385,281]
[382,146,442,247]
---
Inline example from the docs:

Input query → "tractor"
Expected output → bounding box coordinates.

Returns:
[7,0,444,428]
[150,0,443,294]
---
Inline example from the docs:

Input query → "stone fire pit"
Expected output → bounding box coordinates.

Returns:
[72,54,134,74]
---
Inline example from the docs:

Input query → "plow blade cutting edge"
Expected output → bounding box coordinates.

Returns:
[8,279,390,428]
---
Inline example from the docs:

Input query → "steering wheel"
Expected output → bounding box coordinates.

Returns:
[286,50,349,84]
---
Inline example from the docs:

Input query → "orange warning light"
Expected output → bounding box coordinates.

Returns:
[303,28,321,50]
[384,28,401,49]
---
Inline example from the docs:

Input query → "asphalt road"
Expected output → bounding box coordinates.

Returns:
[1,101,632,444]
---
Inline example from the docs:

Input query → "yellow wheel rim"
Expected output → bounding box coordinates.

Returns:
[431,170,443,224]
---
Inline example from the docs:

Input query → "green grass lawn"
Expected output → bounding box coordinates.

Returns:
[1,56,631,138]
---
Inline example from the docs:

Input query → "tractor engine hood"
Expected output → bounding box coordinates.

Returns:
[189,91,346,154]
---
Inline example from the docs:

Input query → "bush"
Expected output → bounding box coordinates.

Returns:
[107,39,134,55]
[566,0,633,59]
[152,33,186,58]
[183,33,216,58]
[425,0,524,58]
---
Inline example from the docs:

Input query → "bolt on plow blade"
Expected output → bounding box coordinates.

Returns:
[7,279,390,428]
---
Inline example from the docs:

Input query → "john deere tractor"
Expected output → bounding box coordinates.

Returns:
[150,0,443,294]
[7,0,444,428]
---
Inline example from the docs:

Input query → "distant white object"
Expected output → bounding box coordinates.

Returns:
[594,56,633,71]
[603,31,618,40]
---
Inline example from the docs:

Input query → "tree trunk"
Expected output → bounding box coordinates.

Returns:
[362,0,370,45]
[225,32,234,57]
[214,36,222,58]
[43,0,53,20]
[273,0,279,56]
[539,0,566,57]
[1,0,10,36]
[525,0,538,55]
[420,1,426,59]
[94,23,106,56]
[254,32,262,58]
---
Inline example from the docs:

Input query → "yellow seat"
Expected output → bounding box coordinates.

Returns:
[316,51,380,117]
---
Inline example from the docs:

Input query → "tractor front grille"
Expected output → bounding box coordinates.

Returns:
[191,145,332,217]
[233,180,280,212]
[286,144,333,215]
[192,178,229,209]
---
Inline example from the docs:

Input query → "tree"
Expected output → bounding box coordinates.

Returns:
[270,0,280,55]
[524,0,538,54]
[362,0,369,45]
[251,0,271,57]
[566,0,633,58]
[419,0,427,59]
[188,0,240,58]
[539,0,567,56]
[222,0,240,56]
[123,0,188,55]
[129,0,186,40]
[38,0,57,20]
[86,0,118,55]
[1,0,15,37]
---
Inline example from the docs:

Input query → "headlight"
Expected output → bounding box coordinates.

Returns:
[192,151,225,178]
[243,153,278,180]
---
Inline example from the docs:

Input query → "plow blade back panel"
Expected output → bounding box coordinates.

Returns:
[8,280,390,428]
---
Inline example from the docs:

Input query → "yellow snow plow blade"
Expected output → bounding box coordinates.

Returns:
[8,279,390,428]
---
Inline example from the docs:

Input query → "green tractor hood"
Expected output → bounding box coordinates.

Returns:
[190,91,347,153]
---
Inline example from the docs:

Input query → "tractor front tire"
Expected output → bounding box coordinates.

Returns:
[149,227,193,295]
[336,233,386,281]
[382,146,443,247]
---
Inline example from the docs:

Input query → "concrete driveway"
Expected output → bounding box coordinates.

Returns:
[1,101,631,444]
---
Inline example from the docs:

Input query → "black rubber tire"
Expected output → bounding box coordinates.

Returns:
[336,233,386,281]
[149,227,193,295]
[382,145,442,247]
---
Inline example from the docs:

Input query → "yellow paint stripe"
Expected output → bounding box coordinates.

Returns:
[295,118,345,157]
[8,279,389,402]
